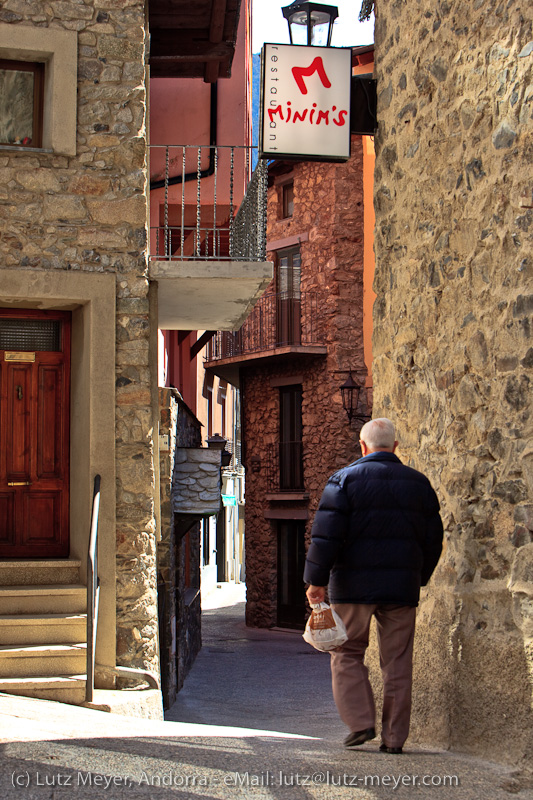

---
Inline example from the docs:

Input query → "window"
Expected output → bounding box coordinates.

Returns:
[277,246,301,346]
[275,172,295,219]
[282,181,294,218]
[0,24,77,155]
[206,384,213,438]
[277,246,301,297]
[0,316,60,351]
[202,372,214,439]
[279,384,303,492]
[218,381,227,438]
[0,59,44,148]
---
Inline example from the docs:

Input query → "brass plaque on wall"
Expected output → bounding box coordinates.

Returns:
[4,352,36,362]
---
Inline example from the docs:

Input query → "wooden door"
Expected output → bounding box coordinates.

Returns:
[277,520,306,629]
[0,310,71,558]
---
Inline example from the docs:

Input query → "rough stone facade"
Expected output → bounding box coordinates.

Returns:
[0,3,159,676]
[158,388,218,706]
[372,0,533,769]
[157,389,180,706]
[244,140,370,628]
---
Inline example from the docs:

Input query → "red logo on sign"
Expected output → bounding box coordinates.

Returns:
[291,56,332,95]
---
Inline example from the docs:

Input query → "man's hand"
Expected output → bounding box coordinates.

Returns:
[306,584,326,605]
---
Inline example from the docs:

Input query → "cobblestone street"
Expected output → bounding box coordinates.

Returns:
[0,586,531,798]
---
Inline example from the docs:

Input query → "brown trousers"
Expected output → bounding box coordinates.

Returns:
[330,603,416,748]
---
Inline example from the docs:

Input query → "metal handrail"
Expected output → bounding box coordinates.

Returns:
[86,474,101,703]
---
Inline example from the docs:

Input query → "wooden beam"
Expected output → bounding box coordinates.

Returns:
[190,331,217,360]
[204,59,220,83]
[150,33,231,60]
[209,0,227,43]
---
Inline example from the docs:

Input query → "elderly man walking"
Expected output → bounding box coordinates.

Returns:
[304,418,443,754]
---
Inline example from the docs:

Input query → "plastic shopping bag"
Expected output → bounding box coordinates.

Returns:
[302,602,348,652]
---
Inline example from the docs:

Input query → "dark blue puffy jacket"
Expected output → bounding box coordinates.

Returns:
[303,451,443,606]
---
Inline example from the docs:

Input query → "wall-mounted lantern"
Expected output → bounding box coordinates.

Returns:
[221,447,232,468]
[281,1,339,47]
[340,371,370,424]
[207,433,232,468]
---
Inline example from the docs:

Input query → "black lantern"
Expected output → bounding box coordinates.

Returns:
[281,1,339,47]
[340,371,370,424]
[220,446,232,468]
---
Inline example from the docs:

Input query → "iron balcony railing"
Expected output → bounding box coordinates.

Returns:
[266,441,304,493]
[149,145,267,262]
[206,290,322,361]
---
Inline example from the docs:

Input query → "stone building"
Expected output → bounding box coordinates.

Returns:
[205,47,376,628]
[371,0,533,770]
[0,0,271,714]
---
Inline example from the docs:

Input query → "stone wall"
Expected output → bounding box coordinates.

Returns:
[176,523,201,693]
[372,0,533,768]
[0,4,159,676]
[157,389,179,707]
[244,140,369,627]
[158,389,204,706]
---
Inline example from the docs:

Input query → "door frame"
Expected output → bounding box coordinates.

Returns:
[0,268,117,672]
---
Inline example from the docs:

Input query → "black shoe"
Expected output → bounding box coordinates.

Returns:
[380,743,403,754]
[344,727,376,748]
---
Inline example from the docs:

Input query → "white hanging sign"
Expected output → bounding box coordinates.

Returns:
[260,43,351,162]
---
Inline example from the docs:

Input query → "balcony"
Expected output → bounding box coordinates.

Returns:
[204,290,327,383]
[265,441,307,495]
[149,146,272,331]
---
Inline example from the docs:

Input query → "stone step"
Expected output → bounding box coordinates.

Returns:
[0,585,87,615]
[0,560,81,586]
[0,614,87,646]
[0,675,87,705]
[0,643,87,678]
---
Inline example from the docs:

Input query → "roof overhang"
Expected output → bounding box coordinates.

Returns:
[149,260,273,330]
[148,0,242,81]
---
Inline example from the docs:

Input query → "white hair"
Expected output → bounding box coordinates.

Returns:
[359,418,396,451]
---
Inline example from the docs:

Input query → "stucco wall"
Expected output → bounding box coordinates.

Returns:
[0,4,159,677]
[372,0,533,768]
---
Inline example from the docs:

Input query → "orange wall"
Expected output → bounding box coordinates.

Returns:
[363,135,376,385]
[151,2,252,404]
[353,52,376,387]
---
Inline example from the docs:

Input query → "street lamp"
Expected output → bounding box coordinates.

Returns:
[281,1,339,47]
[340,371,370,424]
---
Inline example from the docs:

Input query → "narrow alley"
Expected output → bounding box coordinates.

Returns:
[0,585,530,799]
